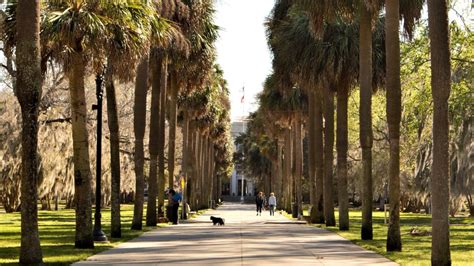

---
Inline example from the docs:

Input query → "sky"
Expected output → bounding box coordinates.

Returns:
[215,0,275,122]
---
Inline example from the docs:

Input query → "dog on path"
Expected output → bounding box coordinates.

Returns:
[210,216,225,226]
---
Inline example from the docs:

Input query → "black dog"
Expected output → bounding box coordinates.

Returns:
[210,216,225,226]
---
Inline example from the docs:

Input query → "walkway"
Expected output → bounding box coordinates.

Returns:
[74,203,397,265]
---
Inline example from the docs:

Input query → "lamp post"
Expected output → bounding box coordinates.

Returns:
[92,73,107,242]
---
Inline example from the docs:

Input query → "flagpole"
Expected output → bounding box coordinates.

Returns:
[241,86,245,202]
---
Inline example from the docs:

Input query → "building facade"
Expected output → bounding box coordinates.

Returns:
[222,119,255,198]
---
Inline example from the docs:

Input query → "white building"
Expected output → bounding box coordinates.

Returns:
[222,119,255,198]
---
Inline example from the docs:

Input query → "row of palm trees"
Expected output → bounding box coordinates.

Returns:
[246,0,452,265]
[9,0,232,265]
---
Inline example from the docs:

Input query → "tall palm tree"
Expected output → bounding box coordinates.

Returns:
[291,0,380,239]
[131,55,149,230]
[168,72,178,189]
[267,2,388,229]
[146,48,164,226]
[385,0,423,251]
[15,0,43,263]
[258,74,307,215]
[157,54,168,217]
[43,0,168,243]
[143,0,189,224]
[294,0,423,242]
[385,0,402,251]
[323,85,336,226]
[313,91,325,223]
[43,0,115,248]
[102,1,156,238]
[358,3,375,240]
[427,0,452,264]
[175,0,218,210]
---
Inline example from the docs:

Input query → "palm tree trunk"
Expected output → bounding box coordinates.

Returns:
[427,0,452,264]
[181,112,189,218]
[190,130,195,209]
[157,55,168,218]
[132,56,148,230]
[314,92,325,224]
[284,128,293,213]
[168,72,178,190]
[281,136,288,210]
[359,3,374,240]
[16,0,43,262]
[309,92,324,224]
[200,135,205,207]
[68,47,94,248]
[146,50,163,226]
[270,158,275,194]
[323,87,336,226]
[212,146,218,205]
[385,0,402,251]
[189,126,196,210]
[199,134,205,208]
[277,139,284,209]
[202,136,209,207]
[308,92,317,222]
[105,65,121,238]
[295,117,303,216]
[337,85,349,230]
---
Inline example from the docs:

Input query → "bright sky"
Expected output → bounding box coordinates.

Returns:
[215,0,275,122]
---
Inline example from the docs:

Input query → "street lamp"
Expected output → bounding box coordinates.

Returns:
[92,73,107,242]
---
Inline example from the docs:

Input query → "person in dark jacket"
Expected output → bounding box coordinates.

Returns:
[168,189,182,224]
[256,191,264,216]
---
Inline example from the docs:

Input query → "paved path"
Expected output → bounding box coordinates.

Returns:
[74,203,397,265]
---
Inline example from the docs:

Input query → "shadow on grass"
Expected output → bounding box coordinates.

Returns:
[0,205,158,265]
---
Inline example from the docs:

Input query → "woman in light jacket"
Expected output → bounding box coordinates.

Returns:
[268,192,277,216]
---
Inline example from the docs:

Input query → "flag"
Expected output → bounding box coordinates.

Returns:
[240,86,245,103]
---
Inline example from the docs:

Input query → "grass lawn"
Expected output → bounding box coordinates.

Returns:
[0,204,165,265]
[299,209,473,265]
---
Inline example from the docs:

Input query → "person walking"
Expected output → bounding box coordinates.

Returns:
[268,192,277,216]
[256,191,264,216]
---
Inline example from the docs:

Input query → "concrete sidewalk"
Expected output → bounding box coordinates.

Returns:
[73,202,397,265]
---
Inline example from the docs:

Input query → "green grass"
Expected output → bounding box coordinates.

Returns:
[297,209,473,266]
[0,204,165,265]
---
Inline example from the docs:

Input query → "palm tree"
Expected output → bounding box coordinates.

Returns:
[294,0,423,242]
[157,54,168,217]
[43,0,113,248]
[168,71,178,190]
[357,3,375,240]
[385,0,402,251]
[102,1,155,238]
[323,85,336,226]
[141,0,189,224]
[15,0,43,263]
[131,56,149,230]
[313,91,325,224]
[175,0,218,211]
[427,0,452,264]
[385,0,423,251]
[291,0,380,239]
[258,73,307,215]
[146,48,164,226]
[336,83,349,230]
